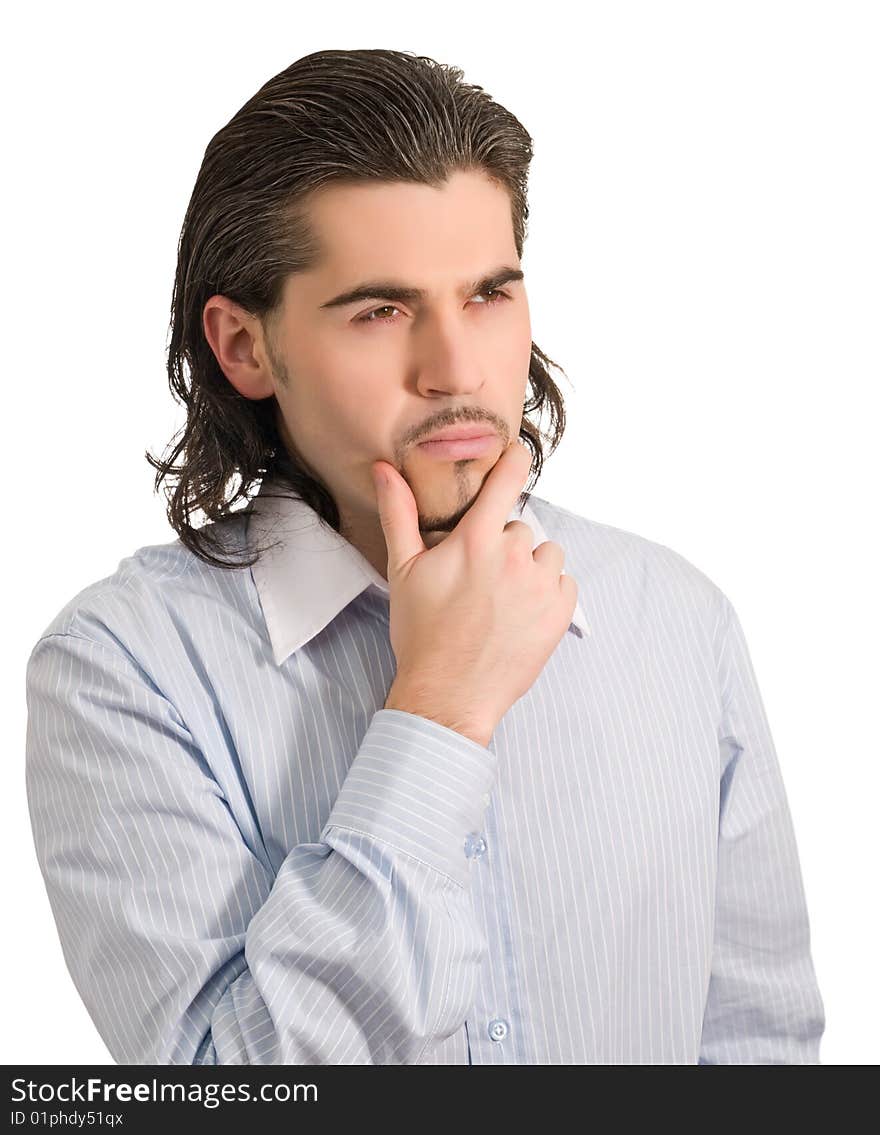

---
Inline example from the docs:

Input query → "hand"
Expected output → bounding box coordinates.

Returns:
[372,439,578,745]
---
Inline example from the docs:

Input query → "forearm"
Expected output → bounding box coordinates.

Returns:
[25,632,498,1065]
[215,708,496,1063]
[384,676,495,749]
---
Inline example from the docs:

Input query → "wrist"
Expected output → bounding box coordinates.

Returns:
[384,680,494,748]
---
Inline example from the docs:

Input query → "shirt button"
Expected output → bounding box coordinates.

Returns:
[481,792,491,807]
[463,832,479,858]
[488,1018,508,1042]
[473,837,487,859]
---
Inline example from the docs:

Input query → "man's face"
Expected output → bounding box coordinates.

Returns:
[263,168,533,546]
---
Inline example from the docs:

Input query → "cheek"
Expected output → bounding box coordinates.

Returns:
[292,370,398,458]
[500,321,534,397]
[515,306,533,355]
[325,367,396,427]
[490,304,532,361]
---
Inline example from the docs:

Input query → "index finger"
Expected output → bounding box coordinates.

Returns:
[455,438,534,544]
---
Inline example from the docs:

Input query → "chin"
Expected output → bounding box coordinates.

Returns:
[416,487,482,533]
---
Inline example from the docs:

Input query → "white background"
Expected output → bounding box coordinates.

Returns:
[3,1,877,1065]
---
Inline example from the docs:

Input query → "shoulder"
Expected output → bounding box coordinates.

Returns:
[526,492,728,621]
[28,515,252,663]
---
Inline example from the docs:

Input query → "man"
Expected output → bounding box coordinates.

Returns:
[24,48,825,1064]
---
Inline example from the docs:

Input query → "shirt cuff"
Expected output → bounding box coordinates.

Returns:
[320,708,498,887]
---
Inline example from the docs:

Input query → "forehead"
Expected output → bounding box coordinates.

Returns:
[300,169,517,283]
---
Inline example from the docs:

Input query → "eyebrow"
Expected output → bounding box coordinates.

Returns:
[318,265,525,310]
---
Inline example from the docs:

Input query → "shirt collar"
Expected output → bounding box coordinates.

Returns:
[249,474,591,666]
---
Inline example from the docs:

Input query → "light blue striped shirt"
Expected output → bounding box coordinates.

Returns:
[24,475,825,1064]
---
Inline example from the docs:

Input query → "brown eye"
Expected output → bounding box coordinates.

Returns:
[356,287,511,326]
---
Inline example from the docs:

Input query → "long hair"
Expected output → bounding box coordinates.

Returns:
[146,48,573,571]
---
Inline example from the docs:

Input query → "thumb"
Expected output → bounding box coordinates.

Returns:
[371,460,426,576]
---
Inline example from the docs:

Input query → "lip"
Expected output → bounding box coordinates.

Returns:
[417,433,497,460]
[419,424,496,443]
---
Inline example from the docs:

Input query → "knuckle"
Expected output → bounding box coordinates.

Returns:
[503,520,535,556]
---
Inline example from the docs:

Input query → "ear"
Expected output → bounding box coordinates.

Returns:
[203,294,276,399]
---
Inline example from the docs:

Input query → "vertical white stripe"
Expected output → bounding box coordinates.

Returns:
[23,497,824,1064]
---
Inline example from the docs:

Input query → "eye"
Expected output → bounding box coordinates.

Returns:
[355,286,512,326]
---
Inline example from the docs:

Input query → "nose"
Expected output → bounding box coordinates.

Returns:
[412,310,488,399]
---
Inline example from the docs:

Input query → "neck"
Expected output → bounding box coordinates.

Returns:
[339,509,448,582]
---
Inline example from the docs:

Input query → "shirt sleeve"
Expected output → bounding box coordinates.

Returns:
[24,631,496,1065]
[698,593,826,1064]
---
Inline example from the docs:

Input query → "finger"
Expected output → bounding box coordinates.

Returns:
[559,571,579,616]
[371,460,427,577]
[456,438,534,546]
[531,539,565,575]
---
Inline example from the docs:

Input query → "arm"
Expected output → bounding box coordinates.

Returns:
[25,631,494,1065]
[698,593,826,1064]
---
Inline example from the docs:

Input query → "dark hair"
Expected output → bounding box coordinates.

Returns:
[146,47,573,571]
